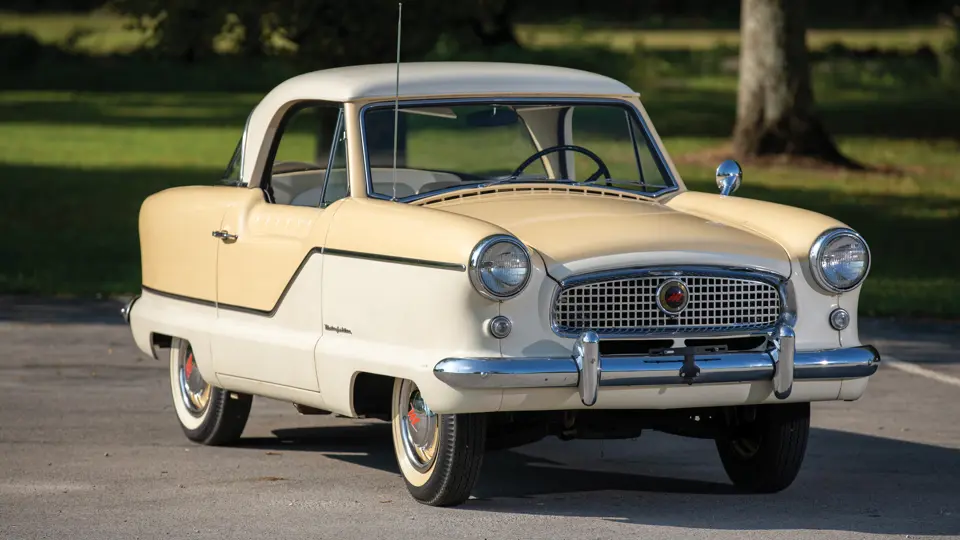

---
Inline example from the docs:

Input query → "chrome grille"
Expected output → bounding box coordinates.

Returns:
[552,270,782,336]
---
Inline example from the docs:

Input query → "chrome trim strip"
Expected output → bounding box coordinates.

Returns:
[809,227,872,293]
[323,248,465,271]
[121,294,140,325]
[220,111,253,186]
[142,285,216,308]
[358,97,681,203]
[433,346,880,390]
[550,265,788,338]
[239,110,251,186]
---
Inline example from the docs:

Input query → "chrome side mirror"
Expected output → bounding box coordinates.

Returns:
[715,160,742,196]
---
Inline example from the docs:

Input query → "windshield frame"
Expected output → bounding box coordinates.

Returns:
[359,97,679,203]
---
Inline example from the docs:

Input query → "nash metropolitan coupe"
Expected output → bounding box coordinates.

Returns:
[124,62,879,506]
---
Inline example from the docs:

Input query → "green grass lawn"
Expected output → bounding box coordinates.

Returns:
[1,13,958,318]
[1,85,958,317]
[517,24,952,52]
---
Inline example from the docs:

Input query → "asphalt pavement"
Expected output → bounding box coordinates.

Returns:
[1,297,958,539]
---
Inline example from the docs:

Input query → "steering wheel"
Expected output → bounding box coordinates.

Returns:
[511,144,612,184]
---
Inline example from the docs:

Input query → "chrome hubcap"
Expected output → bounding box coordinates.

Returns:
[399,384,439,472]
[178,344,211,416]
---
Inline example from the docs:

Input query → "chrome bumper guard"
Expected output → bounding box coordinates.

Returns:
[434,325,880,406]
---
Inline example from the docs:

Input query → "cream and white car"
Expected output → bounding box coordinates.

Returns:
[124,62,880,506]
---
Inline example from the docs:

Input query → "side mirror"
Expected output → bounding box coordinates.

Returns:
[715,160,742,196]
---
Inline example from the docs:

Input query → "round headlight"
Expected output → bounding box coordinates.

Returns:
[469,235,531,300]
[809,228,871,293]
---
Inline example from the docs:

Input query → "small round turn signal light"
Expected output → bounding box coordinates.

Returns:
[829,308,850,330]
[489,316,512,339]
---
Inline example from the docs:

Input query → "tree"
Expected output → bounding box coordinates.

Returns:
[111,0,226,62]
[732,0,856,166]
[467,0,519,47]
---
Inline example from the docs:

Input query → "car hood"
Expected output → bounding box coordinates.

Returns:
[426,192,792,281]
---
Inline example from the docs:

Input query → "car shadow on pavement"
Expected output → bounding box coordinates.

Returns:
[0,296,129,325]
[241,423,960,536]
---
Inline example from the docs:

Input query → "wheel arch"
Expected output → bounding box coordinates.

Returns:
[352,372,394,420]
[149,332,173,359]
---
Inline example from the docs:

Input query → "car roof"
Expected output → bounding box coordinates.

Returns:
[265,62,636,102]
[240,62,639,185]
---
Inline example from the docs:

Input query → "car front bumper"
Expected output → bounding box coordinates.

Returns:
[433,325,880,406]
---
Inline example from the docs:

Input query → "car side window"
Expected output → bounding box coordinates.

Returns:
[265,102,344,207]
[219,139,243,186]
[321,114,349,207]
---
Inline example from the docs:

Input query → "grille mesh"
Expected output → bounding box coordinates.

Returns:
[553,273,782,335]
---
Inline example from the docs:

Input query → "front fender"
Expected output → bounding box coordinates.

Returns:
[667,191,864,349]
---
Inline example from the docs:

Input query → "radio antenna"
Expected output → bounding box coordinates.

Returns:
[391,2,402,201]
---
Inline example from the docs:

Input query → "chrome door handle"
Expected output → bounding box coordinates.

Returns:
[212,230,238,241]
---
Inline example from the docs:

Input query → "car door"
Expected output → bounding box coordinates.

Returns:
[211,103,349,392]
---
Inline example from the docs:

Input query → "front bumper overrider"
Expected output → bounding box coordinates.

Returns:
[433,324,880,406]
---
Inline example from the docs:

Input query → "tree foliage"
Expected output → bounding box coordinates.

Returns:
[108,0,518,66]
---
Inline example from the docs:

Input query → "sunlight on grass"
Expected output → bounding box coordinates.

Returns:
[517,25,952,52]
[0,123,240,169]
[0,10,145,54]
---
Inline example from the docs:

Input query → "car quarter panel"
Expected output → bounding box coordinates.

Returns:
[139,185,255,302]
[129,288,220,387]
[316,198,508,415]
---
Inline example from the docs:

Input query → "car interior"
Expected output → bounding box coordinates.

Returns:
[269,167,466,206]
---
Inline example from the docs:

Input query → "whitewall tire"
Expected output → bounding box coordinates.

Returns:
[169,337,252,445]
[390,378,486,506]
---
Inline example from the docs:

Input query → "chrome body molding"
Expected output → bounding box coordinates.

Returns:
[550,265,788,338]
[121,294,140,325]
[434,327,880,406]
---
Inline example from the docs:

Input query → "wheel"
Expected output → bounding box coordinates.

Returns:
[390,378,486,506]
[169,337,252,445]
[715,402,810,493]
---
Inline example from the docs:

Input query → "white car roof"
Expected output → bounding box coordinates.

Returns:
[266,62,636,102]
[240,62,638,184]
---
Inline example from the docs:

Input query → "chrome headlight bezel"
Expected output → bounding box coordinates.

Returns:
[469,235,532,301]
[809,228,871,293]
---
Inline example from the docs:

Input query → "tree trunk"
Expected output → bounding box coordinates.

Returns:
[238,11,264,58]
[732,0,856,166]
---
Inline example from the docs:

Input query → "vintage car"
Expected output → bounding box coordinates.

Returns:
[124,62,880,506]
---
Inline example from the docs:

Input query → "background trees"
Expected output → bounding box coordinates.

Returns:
[731,0,852,166]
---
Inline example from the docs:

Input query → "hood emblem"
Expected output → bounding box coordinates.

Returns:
[656,279,689,316]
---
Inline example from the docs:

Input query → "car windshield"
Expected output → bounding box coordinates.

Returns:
[362,100,675,201]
